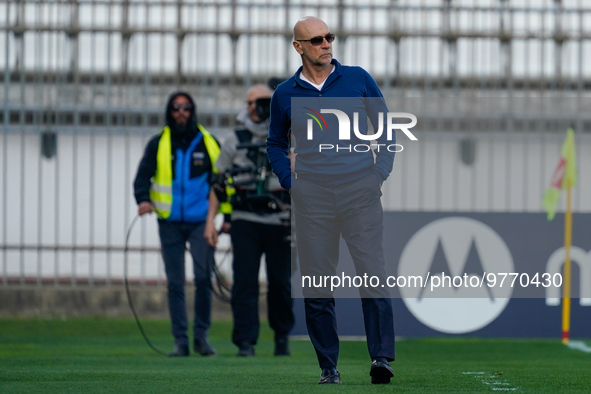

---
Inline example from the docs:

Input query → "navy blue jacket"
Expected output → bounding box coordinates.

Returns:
[266,59,395,190]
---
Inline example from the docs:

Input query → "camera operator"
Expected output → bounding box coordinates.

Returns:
[205,84,294,357]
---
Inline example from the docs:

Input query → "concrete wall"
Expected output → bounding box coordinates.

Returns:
[0,285,240,319]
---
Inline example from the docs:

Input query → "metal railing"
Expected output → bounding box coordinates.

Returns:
[1,0,590,286]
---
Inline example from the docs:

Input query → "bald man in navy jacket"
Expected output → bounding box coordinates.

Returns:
[267,16,396,385]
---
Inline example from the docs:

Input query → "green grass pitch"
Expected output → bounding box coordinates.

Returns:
[0,317,590,393]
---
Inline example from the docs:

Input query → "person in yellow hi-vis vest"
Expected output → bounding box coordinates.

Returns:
[133,92,221,357]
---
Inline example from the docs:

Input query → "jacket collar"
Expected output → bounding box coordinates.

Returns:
[293,59,341,90]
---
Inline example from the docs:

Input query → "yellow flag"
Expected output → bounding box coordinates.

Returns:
[542,128,577,221]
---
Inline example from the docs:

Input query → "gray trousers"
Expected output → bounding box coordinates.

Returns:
[291,174,395,368]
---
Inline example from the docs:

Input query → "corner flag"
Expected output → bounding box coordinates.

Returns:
[542,128,578,344]
[542,128,577,221]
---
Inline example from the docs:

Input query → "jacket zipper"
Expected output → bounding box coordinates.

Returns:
[179,149,185,221]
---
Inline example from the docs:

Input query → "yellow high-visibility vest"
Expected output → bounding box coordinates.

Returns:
[150,124,230,218]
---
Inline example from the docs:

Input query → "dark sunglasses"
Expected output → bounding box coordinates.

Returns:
[171,103,193,112]
[296,33,335,46]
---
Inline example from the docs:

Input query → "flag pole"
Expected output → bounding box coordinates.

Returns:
[562,179,572,344]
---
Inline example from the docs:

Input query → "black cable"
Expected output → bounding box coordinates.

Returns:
[211,243,232,303]
[125,205,290,353]
[124,215,234,355]
[124,215,168,356]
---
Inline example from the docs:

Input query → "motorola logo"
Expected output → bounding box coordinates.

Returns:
[545,247,591,306]
[398,217,514,334]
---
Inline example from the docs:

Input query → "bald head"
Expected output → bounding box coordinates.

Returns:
[292,16,333,69]
[247,84,273,99]
[293,16,329,41]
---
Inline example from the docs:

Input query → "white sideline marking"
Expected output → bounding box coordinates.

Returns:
[567,340,591,353]
[463,372,518,391]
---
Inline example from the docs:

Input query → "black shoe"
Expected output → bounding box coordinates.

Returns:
[318,367,341,384]
[168,344,189,357]
[274,337,290,356]
[236,341,255,357]
[370,360,394,384]
[194,338,216,356]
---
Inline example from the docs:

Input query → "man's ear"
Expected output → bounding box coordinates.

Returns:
[293,41,304,55]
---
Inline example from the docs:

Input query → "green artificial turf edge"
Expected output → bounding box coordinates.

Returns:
[0,318,590,393]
